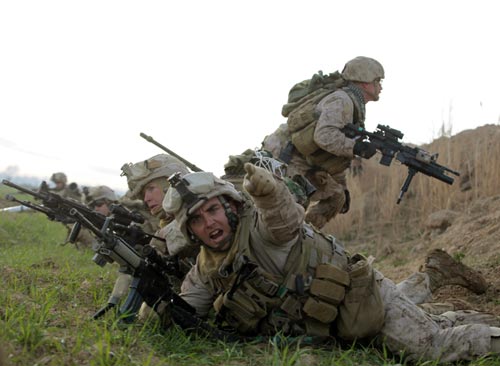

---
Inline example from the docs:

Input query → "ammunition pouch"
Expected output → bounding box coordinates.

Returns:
[213,226,351,337]
[291,122,320,156]
[336,253,385,340]
[214,282,269,334]
[289,120,352,176]
[303,263,349,324]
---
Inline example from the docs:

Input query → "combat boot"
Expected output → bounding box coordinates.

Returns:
[424,249,488,294]
[440,310,500,327]
[418,298,476,315]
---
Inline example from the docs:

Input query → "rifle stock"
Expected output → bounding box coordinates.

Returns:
[342,124,460,203]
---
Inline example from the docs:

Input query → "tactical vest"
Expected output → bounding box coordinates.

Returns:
[206,205,350,337]
[285,87,364,176]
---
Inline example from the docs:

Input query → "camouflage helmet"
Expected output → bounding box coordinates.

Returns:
[120,154,190,200]
[162,172,243,242]
[85,185,118,206]
[341,56,385,83]
[50,172,68,184]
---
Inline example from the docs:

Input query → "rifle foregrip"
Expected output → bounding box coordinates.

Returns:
[119,278,143,324]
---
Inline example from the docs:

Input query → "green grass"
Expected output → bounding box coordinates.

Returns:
[1,210,499,365]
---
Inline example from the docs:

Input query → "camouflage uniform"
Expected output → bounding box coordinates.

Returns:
[162,164,500,363]
[118,191,160,235]
[263,56,383,229]
[121,154,196,257]
[120,154,199,320]
[49,172,82,201]
[48,172,93,247]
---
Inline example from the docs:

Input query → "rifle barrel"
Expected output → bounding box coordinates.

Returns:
[139,132,203,172]
[2,179,44,199]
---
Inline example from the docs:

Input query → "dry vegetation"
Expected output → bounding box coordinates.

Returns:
[325,123,500,316]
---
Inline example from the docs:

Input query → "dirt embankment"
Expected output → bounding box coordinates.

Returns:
[326,124,500,316]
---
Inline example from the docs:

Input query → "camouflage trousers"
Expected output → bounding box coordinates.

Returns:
[377,272,492,362]
[303,170,346,229]
[396,271,433,304]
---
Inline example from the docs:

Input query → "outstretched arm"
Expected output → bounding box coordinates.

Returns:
[243,163,304,243]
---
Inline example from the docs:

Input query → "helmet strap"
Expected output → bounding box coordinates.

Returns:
[218,196,239,231]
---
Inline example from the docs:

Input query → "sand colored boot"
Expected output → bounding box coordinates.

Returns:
[440,310,500,327]
[418,298,476,315]
[424,249,488,294]
[418,302,456,315]
[429,311,500,330]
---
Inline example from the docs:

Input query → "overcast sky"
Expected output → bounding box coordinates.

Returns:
[1,0,499,193]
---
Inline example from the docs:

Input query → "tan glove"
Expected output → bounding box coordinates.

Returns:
[243,163,276,197]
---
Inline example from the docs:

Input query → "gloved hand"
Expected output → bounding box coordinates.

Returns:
[353,140,377,159]
[243,163,276,196]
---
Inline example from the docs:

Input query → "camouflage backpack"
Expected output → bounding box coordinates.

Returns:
[282,71,350,166]
[281,70,346,125]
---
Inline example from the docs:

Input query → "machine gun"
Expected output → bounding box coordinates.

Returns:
[2,179,161,246]
[70,207,239,341]
[342,124,460,203]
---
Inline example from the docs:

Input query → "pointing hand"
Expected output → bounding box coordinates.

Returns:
[243,163,276,196]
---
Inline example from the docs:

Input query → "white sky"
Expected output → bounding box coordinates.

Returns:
[1,0,499,193]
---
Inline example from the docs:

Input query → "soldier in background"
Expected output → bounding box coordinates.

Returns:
[49,172,82,201]
[47,172,93,247]
[84,185,132,318]
[84,185,119,216]
[120,154,199,320]
[85,185,159,239]
[118,190,160,235]
[263,56,384,229]
[120,154,197,259]
[84,184,160,321]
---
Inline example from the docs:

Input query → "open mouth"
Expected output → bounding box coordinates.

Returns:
[209,229,224,240]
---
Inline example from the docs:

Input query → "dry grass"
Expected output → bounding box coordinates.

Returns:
[326,124,500,244]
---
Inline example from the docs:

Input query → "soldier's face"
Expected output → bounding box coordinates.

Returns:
[143,181,165,214]
[361,78,383,102]
[93,201,111,216]
[187,197,235,251]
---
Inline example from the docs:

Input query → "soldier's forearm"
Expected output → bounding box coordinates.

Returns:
[253,181,304,242]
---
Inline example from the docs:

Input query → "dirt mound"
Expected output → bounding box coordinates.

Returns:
[327,124,500,316]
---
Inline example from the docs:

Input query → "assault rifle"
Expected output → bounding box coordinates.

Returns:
[71,207,240,341]
[342,124,460,203]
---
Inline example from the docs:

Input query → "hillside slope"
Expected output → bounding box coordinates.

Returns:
[326,124,500,316]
